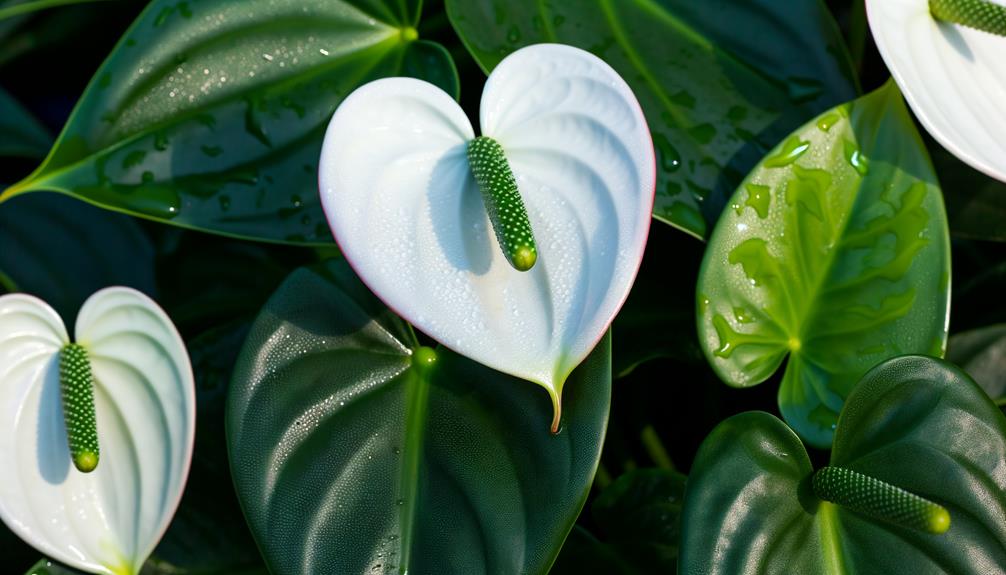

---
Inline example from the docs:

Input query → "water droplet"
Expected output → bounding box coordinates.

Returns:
[843,139,869,176]
[764,136,810,168]
[817,112,840,132]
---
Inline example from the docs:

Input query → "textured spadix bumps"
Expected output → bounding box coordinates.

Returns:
[0,288,195,575]
[680,355,1006,574]
[59,343,100,473]
[868,0,1006,182]
[930,0,1006,34]
[319,44,654,430]
[812,466,950,534]
[467,136,538,272]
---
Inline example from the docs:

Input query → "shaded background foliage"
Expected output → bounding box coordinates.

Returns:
[1,0,1004,573]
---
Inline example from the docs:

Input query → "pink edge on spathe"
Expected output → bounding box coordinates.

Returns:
[317,46,657,435]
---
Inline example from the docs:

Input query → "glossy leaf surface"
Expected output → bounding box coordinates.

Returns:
[445,0,857,238]
[227,260,611,575]
[2,0,458,244]
[0,192,156,320]
[680,355,1006,574]
[0,86,50,158]
[697,82,951,447]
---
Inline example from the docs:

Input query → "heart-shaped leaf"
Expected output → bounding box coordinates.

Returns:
[445,0,858,238]
[679,355,1006,574]
[696,81,951,447]
[319,44,651,429]
[226,260,611,575]
[0,288,195,575]
[0,191,156,321]
[0,86,50,158]
[1,0,458,245]
[868,0,1006,183]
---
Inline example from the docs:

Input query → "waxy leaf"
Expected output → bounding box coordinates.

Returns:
[226,260,611,575]
[0,288,195,575]
[0,86,51,158]
[445,0,857,238]
[697,82,951,447]
[0,191,156,321]
[680,355,1006,574]
[1,0,458,245]
[868,0,1006,183]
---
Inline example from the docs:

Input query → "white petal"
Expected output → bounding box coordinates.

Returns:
[868,0,1006,182]
[0,289,194,575]
[319,44,653,424]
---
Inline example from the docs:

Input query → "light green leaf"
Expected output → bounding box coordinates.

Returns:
[445,0,857,238]
[227,260,611,575]
[680,355,1006,574]
[697,81,951,447]
[0,85,50,158]
[2,0,458,245]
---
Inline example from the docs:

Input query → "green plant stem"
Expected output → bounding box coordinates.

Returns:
[0,0,116,22]
[641,425,675,471]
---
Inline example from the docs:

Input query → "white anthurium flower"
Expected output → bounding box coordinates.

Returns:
[868,0,1006,182]
[0,288,195,575]
[319,43,655,431]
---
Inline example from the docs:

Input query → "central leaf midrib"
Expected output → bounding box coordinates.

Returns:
[397,352,433,571]
[788,93,894,358]
[20,35,404,199]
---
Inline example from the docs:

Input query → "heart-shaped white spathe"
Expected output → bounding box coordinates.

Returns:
[0,288,195,575]
[867,0,1006,182]
[319,43,654,428]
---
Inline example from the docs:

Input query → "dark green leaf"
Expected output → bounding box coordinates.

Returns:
[227,260,611,575]
[445,0,857,238]
[151,319,266,574]
[552,468,684,574]
[697,81,951,447]
[3,0,458,245]
[928,135,1006,242]
[948,324,1006,404]
[0,85,50,158]
[24,559,83,575]
[0,191,156,319]
[591,468,684,570]
[612,220,705,377]
[24,556,269,575]
[680,355,1006,574]
[549,527,636,575]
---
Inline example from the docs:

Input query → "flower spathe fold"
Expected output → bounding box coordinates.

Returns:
[868,0,1006,182]
[0,288,195,575]
[318,44,655,430]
